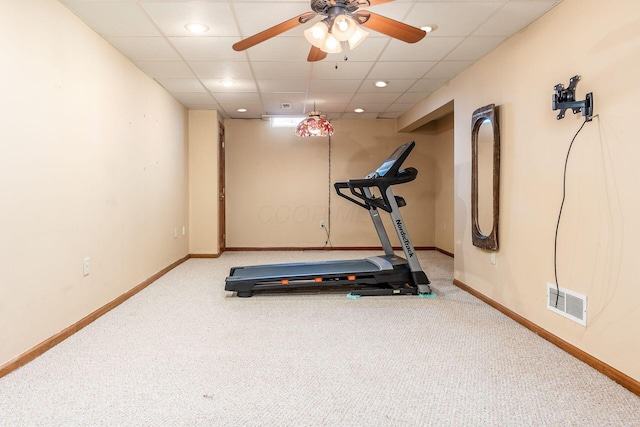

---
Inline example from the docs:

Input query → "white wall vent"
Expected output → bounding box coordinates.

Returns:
[547,283,587,326]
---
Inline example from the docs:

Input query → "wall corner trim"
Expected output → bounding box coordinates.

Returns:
[452,279,640,397]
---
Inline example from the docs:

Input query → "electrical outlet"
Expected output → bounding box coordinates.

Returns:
[83,257,90,276]
[182,225,186,235]
[490,252,496,265]
[320,220,325,228]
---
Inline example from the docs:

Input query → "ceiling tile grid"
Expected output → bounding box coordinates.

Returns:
[60,0,564,119]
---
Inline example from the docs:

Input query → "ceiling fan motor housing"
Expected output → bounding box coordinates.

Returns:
[311,0,361,16]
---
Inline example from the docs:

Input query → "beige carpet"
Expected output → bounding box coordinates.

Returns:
[0,250,639,426]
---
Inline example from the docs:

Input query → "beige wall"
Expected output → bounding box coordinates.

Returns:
[188,111,219,255]
[429,115,455,254]
[0,1,189,367]
[400,0,640,381]
[224,118,453,250]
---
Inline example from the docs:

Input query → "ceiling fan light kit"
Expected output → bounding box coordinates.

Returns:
[332,15,357,41]
[232,0,427,62]
[322,33,343,53]
[347,25,369,49]
[304,22,329,48]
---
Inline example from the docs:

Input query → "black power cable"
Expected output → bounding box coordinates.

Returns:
[553,119,589,306]
[323,135,333,248]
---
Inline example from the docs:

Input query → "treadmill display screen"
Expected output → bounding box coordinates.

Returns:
[374,143,411,177]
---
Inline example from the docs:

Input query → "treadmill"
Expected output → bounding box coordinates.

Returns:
[224,141,433,298]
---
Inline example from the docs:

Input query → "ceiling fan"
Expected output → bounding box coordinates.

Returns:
[232,0,427,62]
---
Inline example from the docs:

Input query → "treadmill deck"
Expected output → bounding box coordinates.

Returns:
[227,258,381,282]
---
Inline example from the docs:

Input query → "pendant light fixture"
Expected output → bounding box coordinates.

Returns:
[295,103,334,138]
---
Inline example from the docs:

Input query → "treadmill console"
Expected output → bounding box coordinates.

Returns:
[336,141,418,213]
[370,141,415,178]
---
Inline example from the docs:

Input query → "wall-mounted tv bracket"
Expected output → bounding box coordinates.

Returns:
[552,75,594,121]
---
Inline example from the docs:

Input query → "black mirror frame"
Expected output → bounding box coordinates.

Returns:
[471,104,500,251]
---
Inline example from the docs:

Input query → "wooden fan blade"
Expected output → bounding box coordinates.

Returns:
[307,46,328,62]
[360,11,426,43]
[233,11,316,51]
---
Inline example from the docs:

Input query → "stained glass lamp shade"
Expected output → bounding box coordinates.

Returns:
[295,111,334,137]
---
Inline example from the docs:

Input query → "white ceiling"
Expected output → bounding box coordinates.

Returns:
[60,0,563,119]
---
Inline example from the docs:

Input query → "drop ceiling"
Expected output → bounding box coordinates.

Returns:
[60,0,563,119]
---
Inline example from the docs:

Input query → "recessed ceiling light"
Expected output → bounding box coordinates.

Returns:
[237,108,247,113]
[421,24,438,33]
[220,78,235,87]
[354,108,365,113]
[375,81,388,88]
[185,23,209,34]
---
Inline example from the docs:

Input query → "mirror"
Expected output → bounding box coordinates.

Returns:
[471,104,500,251]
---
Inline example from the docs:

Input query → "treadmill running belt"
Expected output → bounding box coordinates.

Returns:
[227,259,379,281]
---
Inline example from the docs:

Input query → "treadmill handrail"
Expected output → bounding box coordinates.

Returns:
[334,181,369,209]
[334,167,418,213]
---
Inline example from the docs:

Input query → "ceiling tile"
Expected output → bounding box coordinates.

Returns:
[142,2,239,37]
[336,37,389,62]
[105,37,180,61]
[309,79,363,93]
[318,103,350,115]
[231,2,312,36]
[223,103,264,118]
[350,92,402,104]
[181,104,219,111]
[251,61,312,80]
[306,93,355,105]
[424,61,474,79]
[135,61,196,79]
[377,111,402,119]
[346,103,394,113]
[189,61,254,79]
[170,92,221,107]
[154,78,207,93]
[378,36,465,62]
[359,79,417,93]
[211,92,261,104]
[407,78,449,93]
[262,93,308,115]
[62,1,160,36]
[169,37,240,61]
[368,61,435,79]
[341,112,381,120]
[387,102,419,112]
[394,92,430,104]
[474,1,561,36]
[202,78,257,92]
[406,2,504,37]
[445,36,507,61]
[257,80,309,93]
[246,37,313,61]
[312,60,375,80]
[361,1,414,22]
